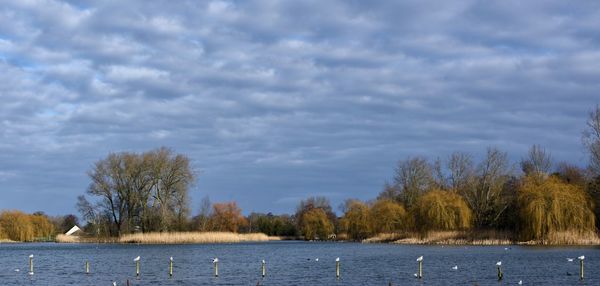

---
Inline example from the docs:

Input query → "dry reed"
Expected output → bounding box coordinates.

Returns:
[118,232,280,244]
[55,234,80,243]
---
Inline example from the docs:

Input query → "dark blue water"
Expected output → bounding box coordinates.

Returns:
[0,241,598,285]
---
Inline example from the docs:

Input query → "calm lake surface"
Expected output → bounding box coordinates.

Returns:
[0,241,598,285]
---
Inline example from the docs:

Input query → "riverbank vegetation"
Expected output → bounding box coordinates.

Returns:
[3,107,600,245]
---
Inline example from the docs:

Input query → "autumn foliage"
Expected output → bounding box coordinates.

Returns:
[209,202,247,232]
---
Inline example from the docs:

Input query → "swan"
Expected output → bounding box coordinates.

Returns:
[416,256,423,262]
[451,265,458,270]
[133,256,140,262]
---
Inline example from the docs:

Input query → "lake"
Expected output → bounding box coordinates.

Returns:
[0,241,598,285]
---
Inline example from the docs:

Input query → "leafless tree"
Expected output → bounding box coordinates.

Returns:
[520,144,552,178]
[583,105,600,175]
[393,156,434,207]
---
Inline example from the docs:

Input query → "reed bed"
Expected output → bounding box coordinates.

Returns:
[118,232,281,244]
[55,234,79,243]
[389,231,513,245]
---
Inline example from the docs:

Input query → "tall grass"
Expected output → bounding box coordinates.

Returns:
[118,232,280,244]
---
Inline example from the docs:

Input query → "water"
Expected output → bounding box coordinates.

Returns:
[0,241,598,285]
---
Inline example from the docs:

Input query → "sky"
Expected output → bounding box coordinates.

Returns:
[1,0,599,216]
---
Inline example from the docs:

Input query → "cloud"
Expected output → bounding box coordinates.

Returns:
[0,0,598,215]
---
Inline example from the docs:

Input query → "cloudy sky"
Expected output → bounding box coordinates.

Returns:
[1,0,599,215]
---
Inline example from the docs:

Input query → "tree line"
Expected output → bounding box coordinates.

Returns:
[71,106,600,243]
[0,211,79,242]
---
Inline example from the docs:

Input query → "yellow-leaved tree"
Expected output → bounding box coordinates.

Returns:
[412,190,472,232]
[518,175,596,241]
[369,199,410,234]
[0,210,35,242]
[340,200,371,240]
[300,208,334,240]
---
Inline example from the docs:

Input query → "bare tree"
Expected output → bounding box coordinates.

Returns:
[520,144,552,178]
[583,105,600,175]
[393,156,434,207]
[460,147,511,228]
[447,151,474,192]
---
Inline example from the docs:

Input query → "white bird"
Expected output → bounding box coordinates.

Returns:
[504,247,509,251]
[451,265,458,270]
[262,259,266,264]
[213,258,219,263]
[518,280,522,285]
[413,273,418,277]
[336,257,340,262]
[170,257,173,261]
[315,258,319,262]
[416,256,423,262]
[14,269,19,272]
[133,256,140,262]
[567,258,574,262]
[496,261,502,266]
[112,282,117,286]
[578,255,585,260]
[29,254,34,258]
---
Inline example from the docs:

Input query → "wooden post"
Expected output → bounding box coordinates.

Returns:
[85,260,90,274]
[213,258,219,277]
[261,260,266,278]
[134,256,140,277]
[169,257,173,277]
[416,256,423,279]
[578,256,585,280]
[29,254,34,275]
[335,257,340,279]
[496,261,503,281]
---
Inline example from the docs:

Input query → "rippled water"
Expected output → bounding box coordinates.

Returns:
[0,241,598,285]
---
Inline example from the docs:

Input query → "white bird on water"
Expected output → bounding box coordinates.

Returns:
[133,256,140,262]
[496,261,502,266]
[518,280,522,285]
[416,256,423,262]
[451,265,458,270]
[112,282,117,286]
[315,258,319,262]
[14,269,19,272]
[567,258,574,262]
[578,255,585,260]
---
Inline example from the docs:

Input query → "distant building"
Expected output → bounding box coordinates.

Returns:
[65,225,82,236]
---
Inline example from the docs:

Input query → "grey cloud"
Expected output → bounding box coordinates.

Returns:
[0,0,598,215]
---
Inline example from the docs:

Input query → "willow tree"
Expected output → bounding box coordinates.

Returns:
[369,199,410,233]
[0,211,34,241]
[412,190,472,232]
[300,208,334,240]
[517,175,595,241]
[339,200,371,240]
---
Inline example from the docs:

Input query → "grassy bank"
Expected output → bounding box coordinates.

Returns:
[362,230,600,246]
[57,232,280,244]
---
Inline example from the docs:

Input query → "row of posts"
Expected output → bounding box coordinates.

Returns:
[24,254,586,280]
